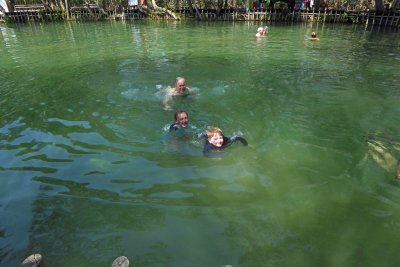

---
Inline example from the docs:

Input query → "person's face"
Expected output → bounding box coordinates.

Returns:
[176,112,189,128]
[209,133,224,147]
[175,79,186,93]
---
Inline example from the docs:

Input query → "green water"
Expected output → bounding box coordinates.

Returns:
[1,21,400,266]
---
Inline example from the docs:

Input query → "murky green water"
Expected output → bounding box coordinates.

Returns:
[1,20,400,266]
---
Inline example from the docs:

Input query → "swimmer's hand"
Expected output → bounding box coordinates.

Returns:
[164,104,173,111]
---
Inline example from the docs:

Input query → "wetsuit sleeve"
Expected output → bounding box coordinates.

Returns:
[203,141,224,157]
[232,136,248,146]
[221,136,248,148]
[200,132,208,140]
[203,142,213,154]
[169,123,178,132]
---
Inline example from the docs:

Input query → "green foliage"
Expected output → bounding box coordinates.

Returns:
[4,16,12,23]
[4,0,388,12]
[163,1,173,10]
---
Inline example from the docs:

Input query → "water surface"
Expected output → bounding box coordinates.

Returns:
[1,21,400,266]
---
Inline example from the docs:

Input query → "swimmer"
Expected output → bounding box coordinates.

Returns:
[203,127,248,156]
[163,77,189,111]
[309,32,319,41]
[169,110,189,132]
[256,26,268,37]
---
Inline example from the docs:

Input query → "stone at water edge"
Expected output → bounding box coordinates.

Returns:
[112,256,130,267]
[21,254,43,267]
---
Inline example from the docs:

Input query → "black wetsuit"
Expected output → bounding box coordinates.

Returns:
[169,123,196,140]
[169,123,180,132]
[203,135,248,156]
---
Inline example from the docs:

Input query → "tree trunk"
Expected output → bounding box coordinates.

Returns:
[9,0,15,11]
[375,0,383,11]
[186,0,194,14]
[216,0,223,16]
[150,0,179,19]
[389,0,399,9]
[188,0,203,19]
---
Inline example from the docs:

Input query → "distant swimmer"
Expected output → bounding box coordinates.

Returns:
[256,26,268,37]
[309,32,319,41]
[203,127,248,156]
[163,77,189,111]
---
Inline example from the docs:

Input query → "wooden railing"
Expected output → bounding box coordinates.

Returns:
[14,4,45,12]
[70,4,101,11]
[3,6,400,27]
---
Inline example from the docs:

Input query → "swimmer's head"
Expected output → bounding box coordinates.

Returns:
[175,77,186,93]
[174,110,189,128]
[257,27,264,32]
[207,127,224,147]
[311,32,317,38]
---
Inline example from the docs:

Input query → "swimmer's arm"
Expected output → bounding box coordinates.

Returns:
[232,136,248,146]
[163,90,173,111]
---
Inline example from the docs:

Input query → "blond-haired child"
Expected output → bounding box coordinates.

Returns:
[203,127,248,156]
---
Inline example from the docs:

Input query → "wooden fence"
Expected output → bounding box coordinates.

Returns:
[107,7,141,20]
[187,8,400,27]
[3,5,400,28]
[70,4,104,20]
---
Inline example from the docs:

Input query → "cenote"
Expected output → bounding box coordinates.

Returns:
[1,21,400,267]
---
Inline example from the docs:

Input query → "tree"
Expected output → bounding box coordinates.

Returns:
[148,0,179,18]
[375,0,384,10]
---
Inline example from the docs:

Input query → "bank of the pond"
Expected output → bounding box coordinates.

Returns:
[2,6,400,29]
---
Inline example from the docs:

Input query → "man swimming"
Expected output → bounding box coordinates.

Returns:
[163,77,189,111]
[169,110,189,132]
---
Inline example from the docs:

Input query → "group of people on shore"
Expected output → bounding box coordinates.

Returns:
[165,77,248,156]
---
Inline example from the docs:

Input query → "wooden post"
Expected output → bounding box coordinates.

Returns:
[379,12,384,26]
[390,12,394,26]
[372,12,376,25]
[318,8,320,22]
[311,6,314,21]
[64,0,70,19]
[291,8,294,22]
[385,12,389,27]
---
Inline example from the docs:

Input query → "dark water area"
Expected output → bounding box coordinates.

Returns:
[0,21,400,266]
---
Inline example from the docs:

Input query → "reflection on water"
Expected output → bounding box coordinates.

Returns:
[1,21,400,266]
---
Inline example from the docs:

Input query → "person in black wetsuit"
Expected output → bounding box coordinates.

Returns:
[169,110,189,132]
[203,127,248,156]
[168,110,198,141]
